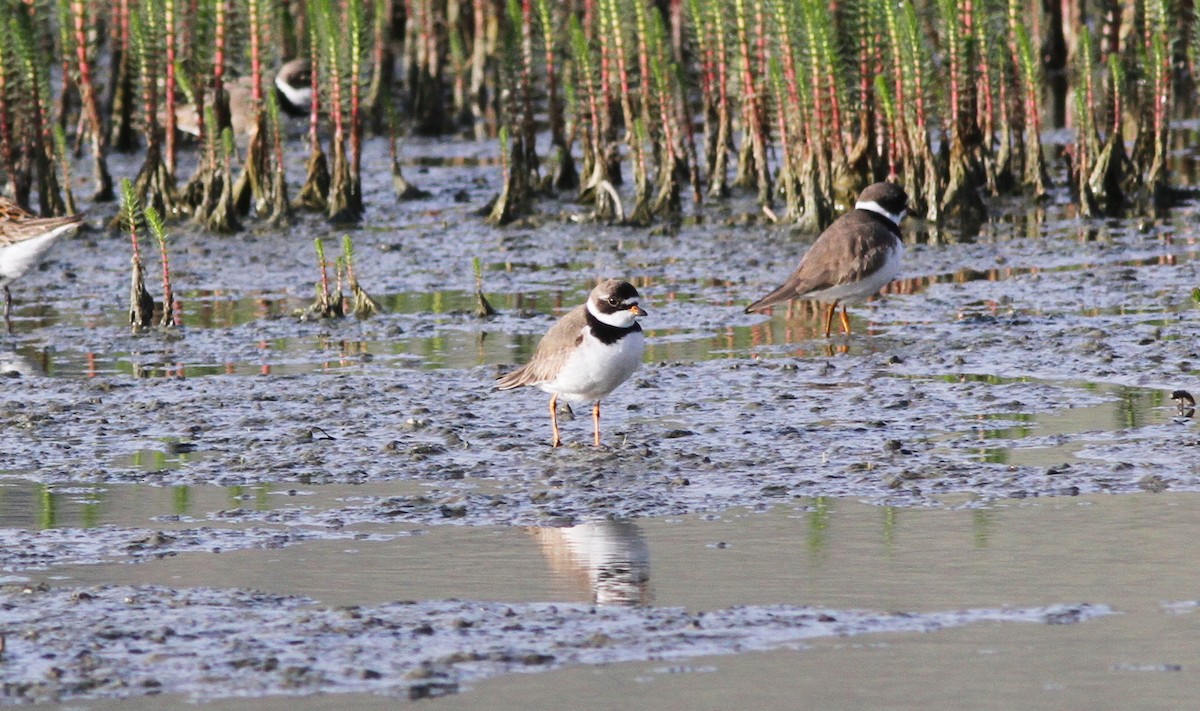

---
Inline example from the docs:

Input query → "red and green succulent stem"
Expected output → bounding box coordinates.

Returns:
[0,22,18,196]
[249,0,262,110]
[164,0,177,173]
[349,0,364,182]
[212,0,227,129]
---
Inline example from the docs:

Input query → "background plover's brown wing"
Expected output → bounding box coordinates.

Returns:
[804,212,900,289]
[745,218,851,312]
[0,214,84,247]
[745,211,896,313]
[0,196,34,222]
[495,304,588,389]
[785,212,894,291]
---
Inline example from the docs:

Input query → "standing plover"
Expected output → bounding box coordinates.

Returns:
[173,59,312,137]
[497,279,646,448]
[745,182,908,337]
[0,197,84,332]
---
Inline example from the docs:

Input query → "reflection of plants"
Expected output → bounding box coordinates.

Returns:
[807,496,830,556]
[881,506,897,550]
[128,445,194,471]
[173,486,190,516]
[980,447,1009,465]
[473,257,496,317]
[982,413,1034,440]
[252,484,271,511]
[972,508,992,548]
[82,492,101,528]
[1116,387,1144,429]
[38,485,55,530]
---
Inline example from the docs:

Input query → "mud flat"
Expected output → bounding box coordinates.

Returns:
[3,138,1200,706]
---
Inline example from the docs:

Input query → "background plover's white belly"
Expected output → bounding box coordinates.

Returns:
[541,330,644,402]
[0,232,62,286]
[807,242,903,304]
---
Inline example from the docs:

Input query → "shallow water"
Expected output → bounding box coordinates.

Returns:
[31,490,1200,613]
[11,494,1200,709]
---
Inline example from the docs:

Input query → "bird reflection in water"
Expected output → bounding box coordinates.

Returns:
[0,350,39,377]
[528,521,651,606]
[1171,390,1195,421]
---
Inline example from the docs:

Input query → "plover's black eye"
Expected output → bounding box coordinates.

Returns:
[608,297,619,306]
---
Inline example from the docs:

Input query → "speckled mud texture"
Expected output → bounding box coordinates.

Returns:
[1,137,1199,704]
[0,583,1109,704]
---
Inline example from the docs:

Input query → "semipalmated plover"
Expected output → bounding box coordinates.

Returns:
[745,182,908,337]
[173,59,312,137]
[0,197,84,332]
[496,280,646,448]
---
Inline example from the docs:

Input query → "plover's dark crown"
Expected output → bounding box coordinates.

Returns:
[855,182,909,221]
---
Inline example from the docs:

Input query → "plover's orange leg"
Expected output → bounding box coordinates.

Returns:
[822,301,839,338]
[593,401,602,447]
[549,394,562,448]
[839,305,852,335]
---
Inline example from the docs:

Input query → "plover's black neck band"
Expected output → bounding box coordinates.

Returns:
[856,208,903,239]
[275,85,309,116]
[586,309,641,345]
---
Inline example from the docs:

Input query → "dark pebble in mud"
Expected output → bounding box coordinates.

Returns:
[409,443,448,457]
[1139,475,1169,493]
[409,682,459,700]
[663,429,695,438]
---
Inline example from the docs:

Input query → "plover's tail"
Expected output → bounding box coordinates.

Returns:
[494,363,533,391]
[744,281,797,314]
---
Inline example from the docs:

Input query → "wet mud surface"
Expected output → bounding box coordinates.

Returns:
[0,583,1108,704]
[2,136,1200,704]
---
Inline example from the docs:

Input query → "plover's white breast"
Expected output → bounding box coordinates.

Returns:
[539,327,644,402]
